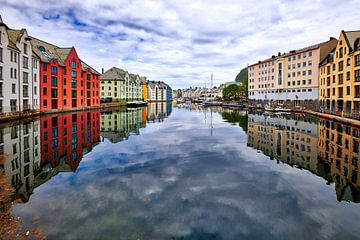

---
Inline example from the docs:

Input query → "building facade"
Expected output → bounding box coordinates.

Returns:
[100,67,142,102]
[147,81,172,102]
[0,16,40,114]
[248,38,337,109]
[31,38,100,112]
[319,30,360,116]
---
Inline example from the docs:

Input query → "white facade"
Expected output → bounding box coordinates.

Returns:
[0,17,40,113]
[1,120,41,201]
[147,81,169,102]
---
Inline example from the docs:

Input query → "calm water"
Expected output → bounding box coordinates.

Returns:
[1,102,360,240]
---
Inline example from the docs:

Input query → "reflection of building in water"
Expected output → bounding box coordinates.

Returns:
[247,113,320,174]
[40,111,101,173]
[147,102,172,122]
[0,120,41,202]
[318,120,360,202]
[100,108,144,143]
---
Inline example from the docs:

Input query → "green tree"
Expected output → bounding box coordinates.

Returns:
[235,67,248,98]
[222,84,241,101]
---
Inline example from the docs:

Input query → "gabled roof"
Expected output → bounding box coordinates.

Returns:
[342,30,360,53]
[30,36,71,66]
[100,67,127,80]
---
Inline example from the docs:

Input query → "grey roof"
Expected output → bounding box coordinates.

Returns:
[100,67,127,80]
[343,30,360,52]
[30,36,72,66]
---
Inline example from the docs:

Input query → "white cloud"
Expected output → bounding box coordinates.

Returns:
[1,0,359,89]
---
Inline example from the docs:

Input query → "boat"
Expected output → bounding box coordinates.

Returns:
[264,105,275,112]
[126,101,148,108]
[274,106,292,112]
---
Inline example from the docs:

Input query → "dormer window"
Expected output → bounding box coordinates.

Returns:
[38,46,46,52]
[355,39,360,51]
[24,43,28,55]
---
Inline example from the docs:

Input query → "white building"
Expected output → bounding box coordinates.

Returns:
[0,15,40,114]
[147,81,171,102]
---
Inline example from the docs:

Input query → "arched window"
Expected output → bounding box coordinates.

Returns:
[354,38,360,51]
[38,46,46,52]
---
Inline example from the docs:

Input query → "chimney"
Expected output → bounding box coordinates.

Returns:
[102,68,104,74]
[278,52,281,56]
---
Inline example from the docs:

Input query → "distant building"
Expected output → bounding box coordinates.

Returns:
[140,76,147,101]
[248,38,337,109]
[100,67,142,102]
[147,81,172,102]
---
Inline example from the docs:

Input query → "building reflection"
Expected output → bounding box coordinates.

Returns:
[100,104,172,143]
[100,108,144,143]
[246,111,360,203]
[0,120,41,203]
[318,120,360,202]
[147,102,172,122]
[0,111,101,203]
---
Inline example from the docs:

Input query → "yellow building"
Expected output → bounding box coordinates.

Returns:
[319,30,360,116]
[141,77,147,101]
[318,119,360,202]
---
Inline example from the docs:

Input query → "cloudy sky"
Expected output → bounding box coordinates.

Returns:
[1,0,359,89]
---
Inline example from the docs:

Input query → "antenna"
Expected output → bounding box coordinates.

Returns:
[211,74,213,89]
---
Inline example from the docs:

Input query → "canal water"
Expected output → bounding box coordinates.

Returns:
[1,103,360,239]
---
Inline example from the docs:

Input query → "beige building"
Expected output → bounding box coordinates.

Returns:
[248,38,337,109]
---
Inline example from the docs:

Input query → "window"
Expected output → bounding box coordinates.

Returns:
[72,71,76,78]
[308,60,312,66]
[10,99,16,112]
[0,48,2,62]
[12,84,16,94]
[0,66,2,80]
[355,70,360,82]
[23,72,28,83]
[43,87,47,95]
[23,85,28,97]
[356,55,360,66]
[339,61,343,71]
[51,66,57,75]
[347,71,350,81]
[51,77,57,86]
[72,79,77,88]
[347,86,351,95]
[24,43,28,54]
[43,75,47,83]
[308,70,312,75]
[43,63,47,70]
[72,61,76,69]
[34,86,37,95]
[347,58,351,66]
[23,56,28,68]
[51,89,57,98]
[308,51,312,57]
[302,62,306,67]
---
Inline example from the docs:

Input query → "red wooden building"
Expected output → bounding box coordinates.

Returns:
[31,37,100,112]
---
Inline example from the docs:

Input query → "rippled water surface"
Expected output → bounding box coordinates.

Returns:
[1,103,360,240]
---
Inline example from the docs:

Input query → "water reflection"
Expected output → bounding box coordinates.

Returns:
[318,120,360,202]
[0,105,360,239]
[246,111,360,203]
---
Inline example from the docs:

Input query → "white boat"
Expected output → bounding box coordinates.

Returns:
[264,105,275,112]
[274,106,292,112]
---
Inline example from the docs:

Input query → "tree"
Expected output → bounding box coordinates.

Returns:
[235,67,249,98]
[222,84,241,101]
